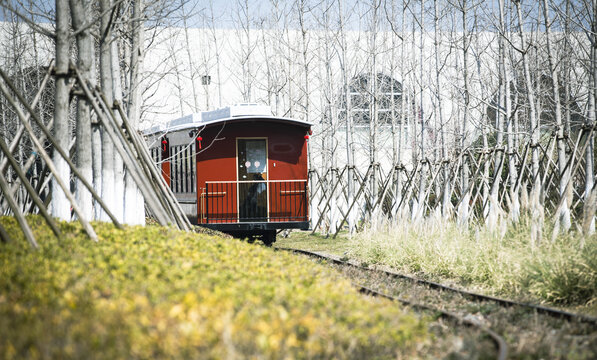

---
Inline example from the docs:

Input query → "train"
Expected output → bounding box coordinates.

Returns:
[145,104,312,245]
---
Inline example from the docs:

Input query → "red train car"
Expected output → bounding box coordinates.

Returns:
[145,104,311,244]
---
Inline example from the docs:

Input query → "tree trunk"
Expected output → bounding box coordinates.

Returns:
[99,0,115,222]
[70,0,95,220]
[542,0,570,237]
[181,0,199,111]
[208,1,223,107]
[396,1,408,219]
[514,0,543,245]
[339,0,356,234]
[488,2,507,230]
[457,0,471,226]
[112,32,125,222]
[50,0,71,221]
[369,0,380,227]
[584,0,597,236]
[500,0,519,223]
[434,0,450,219]
[125,0,145,225]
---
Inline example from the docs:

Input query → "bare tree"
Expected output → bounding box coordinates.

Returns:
[297,0,312,122]
[454,0,471,225]
[125,0,146,225]
[233,0,255,103]
[98,0,116,221]
[412,0,426,222]
[499,0,519,223]
[433,0,451,218]
[207,0,223,108]
[339,0,357,233]
[50,0,71,220]
[180,0,200,111]
[584,0,596,235]
[543,0,570,236]
[112,28,126,223]
[513,0,544,245]
[69,0,96,219]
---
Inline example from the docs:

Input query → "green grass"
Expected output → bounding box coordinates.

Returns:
[0,216,427,359]
[279,220,597,313]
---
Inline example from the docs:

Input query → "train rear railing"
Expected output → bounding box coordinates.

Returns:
[201,180,308,224]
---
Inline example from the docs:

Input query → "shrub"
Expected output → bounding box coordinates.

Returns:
[0,216,427,359]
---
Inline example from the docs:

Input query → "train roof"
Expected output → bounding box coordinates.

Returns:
[143,104,312,136]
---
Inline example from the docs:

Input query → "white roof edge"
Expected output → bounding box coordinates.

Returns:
[143,114,312,136]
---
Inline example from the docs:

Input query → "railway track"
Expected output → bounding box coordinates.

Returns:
[278,247,597,359]
[357,283,508,360]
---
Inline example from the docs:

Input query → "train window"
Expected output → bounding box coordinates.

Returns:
[169,145,176,192]
[169,146,174,191]
[176,146,181,193]
[172,146,178,192]
[240,140,267,175]
[169,143,196,194]
[176,145,181,193]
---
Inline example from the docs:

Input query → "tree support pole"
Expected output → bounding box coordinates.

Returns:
[0,67,123,231]
[0,136,62,239]
[0,169,38,248]
[0,76,99,242]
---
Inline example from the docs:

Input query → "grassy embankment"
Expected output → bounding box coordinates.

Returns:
[0,216,427,359]
[278,219,597,314]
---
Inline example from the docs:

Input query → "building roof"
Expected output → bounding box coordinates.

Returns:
[144,104,312,135]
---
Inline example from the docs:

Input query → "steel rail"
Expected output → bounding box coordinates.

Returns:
[356,284,508,360]
[276,246,508,359]
[279,248,597,326]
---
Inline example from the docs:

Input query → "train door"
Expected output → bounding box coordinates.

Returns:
[237,138,268,221]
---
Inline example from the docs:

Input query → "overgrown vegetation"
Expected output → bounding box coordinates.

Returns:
[279,220,597,314]
[0,216,427,359]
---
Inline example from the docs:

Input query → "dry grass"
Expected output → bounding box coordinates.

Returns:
[279,219,597,314]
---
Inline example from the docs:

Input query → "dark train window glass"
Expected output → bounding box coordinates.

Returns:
[237,139,267,180]
[171,146,175,192]
[168,144,196,194]
[177,146,181,193]
[190,144,195,192]
[181,146,185,192]
[174,146,180,192]
[177,146,182,193]
[184,147,189,193]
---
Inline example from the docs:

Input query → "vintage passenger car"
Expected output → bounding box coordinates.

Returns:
[145,104,311,244]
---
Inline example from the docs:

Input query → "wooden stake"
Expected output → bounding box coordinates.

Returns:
[0,68,122,231]
[113,99,193,230]
[0,75,98,242]
[71,68,173,227]
[333,164,374,238]
[0,222,12,244]
[0,136,61,239]
[0,169,38,248]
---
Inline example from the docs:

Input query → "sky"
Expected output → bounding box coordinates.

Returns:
[0,0,589,33]
[174,0,553,33]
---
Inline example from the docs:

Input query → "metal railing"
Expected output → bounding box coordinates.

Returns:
[201,180,308,224]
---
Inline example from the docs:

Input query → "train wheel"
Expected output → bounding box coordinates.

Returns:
[262,230,276,246]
